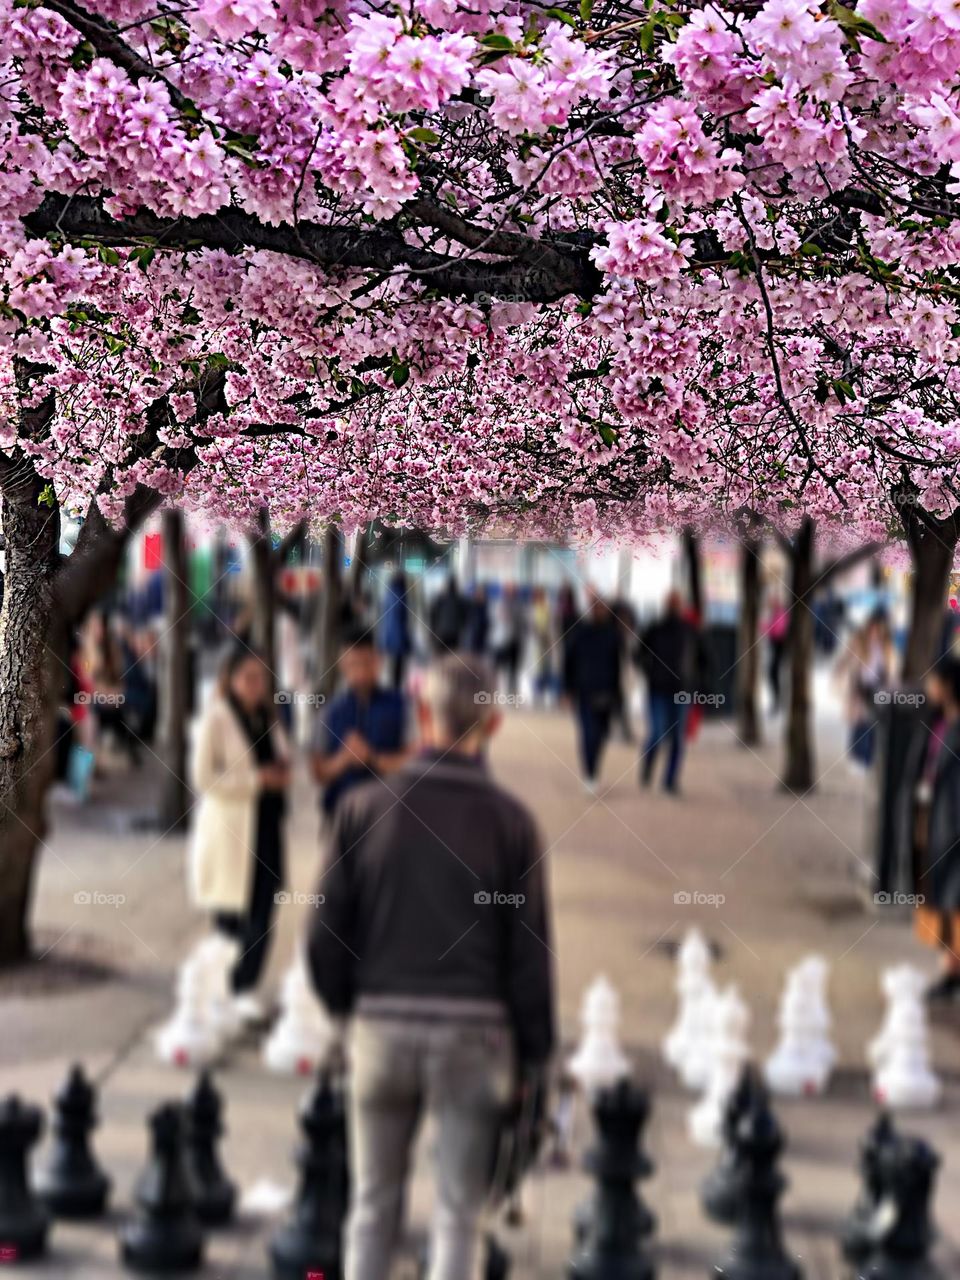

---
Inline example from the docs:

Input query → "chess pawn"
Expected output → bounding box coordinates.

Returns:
[120,1103,204,1273]
[567,976,631,1093]
[711,1085,802,1280]
[36,1065,111,1218]
[567,1079,656,1280]
[269,1073,349,1280]
[678,974,720,1092]
[662,927,712,1069]
[872,983,941,1110]
[154,946,224,1069]
[196,935,244,1046]
[701,1064,764,1225]
[841,1112,898,1264]
[183,1072,236,1226]
[765,956,836,1097]
[0,1096,49,1262]
[866,966,926,1072]
[264,955,337,1076]
[856,1133,942,1280]
[689,985,751,1148]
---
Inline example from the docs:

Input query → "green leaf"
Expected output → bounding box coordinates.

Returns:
[545,7,577,25]
[392,362,410,388]
[479,33,515,49]
[98,246,121,266]
[126,245,156,272]
[38,484,56,509]
[580,0,593,20]
[407,127,440,145]
[799,241,823,256]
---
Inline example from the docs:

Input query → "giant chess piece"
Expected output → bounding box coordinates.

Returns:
[712,1081,803,1280]
[264,954,338,1076]
[183,1072,236,1226]
[689,984,751,1148]
[36,1065,111,1218]
[269,1072,349,1280]
[568,976,631,1093]
[120,1103,204,1274]
[0,1095,49,1262]
[871,969,941,1110]
[852,1133,942,1280]
[701,1064,764,1226]
[567,1078,656,1280]
[154,942,227,1068]
[663,927,712,1071]
[765,956,836,1097]
[841,1112,898,1264]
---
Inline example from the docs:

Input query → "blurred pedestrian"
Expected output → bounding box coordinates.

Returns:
[610,594,638,742]
[491,583,525,697]
[307,654,555,1280]
[311,627,409,818]
[913,659,960,1002]
[189,647,291,1021]
[564,593,622,793]
[636,590,701,794]
[837,609,896,769]
[429,574,468,654]
[762,594,790,713]
[463,583,490,656]
[380,568,413,690]
[530,587,556,706]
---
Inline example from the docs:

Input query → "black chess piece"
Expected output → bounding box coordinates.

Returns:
[852,1133,943,1280]
[841,1113,898,1264]
[702,1064,763,1225]
[120,1103,204,1274]
[567,1078,656,1280]
[269,1071,349,1280]
[712,1083,803,1280]
[0,1095,49,1262]
[36,1064,111,1219]
[183,1071,236,1226]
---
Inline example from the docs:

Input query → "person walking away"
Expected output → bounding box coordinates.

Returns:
[463,584,490,656]
[564,594,622,793]
[306,655,555,1280]
[637,590,701,794]
[530,587,556,706]
[610,595,638,742]
[762,596,790,714]
[913,659,960,1002]
[311,628,409,819]
[380,569,413,690]
[189,647,290,1022]
[491,584,525,698]
[429,575,468,654]
[836,610,896,769]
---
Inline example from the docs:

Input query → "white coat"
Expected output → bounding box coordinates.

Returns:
[188,695,289,913]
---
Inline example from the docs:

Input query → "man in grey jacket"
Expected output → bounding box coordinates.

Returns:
[307,654,555,1280]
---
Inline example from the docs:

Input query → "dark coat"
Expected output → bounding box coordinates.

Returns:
[637,614,702,698]
[563,618,622,702]
[923,720,960,912]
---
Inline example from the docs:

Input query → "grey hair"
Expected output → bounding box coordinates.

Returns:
[422,654,499,742]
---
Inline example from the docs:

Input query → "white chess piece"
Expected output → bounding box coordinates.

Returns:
[154,938,235,1067]
[871,965,941,1109]
[688,984,750,1147]
[866,965,924,1071]
[663,928,712,1071]
[567,975,631,1091]
[197,934,245,1045]
[678,974,720,1092]
[765,955,836,1096]
[263,954,337,1075]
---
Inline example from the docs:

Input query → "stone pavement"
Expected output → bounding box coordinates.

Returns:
[2,689,959,1278]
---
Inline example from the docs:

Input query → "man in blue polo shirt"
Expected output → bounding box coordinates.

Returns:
[311,628,410,816]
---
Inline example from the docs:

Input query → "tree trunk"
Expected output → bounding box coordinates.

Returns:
[782,519,815,793]
[0,469,62,964]
[250,506,277,681]
[735,538,763,747]
[902,524,956,684]
[317,526,343,701]
[157,508,191,832]
[682,525,704,617]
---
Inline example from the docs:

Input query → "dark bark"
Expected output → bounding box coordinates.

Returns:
[735,537,763,747]
[901,516,959,684]
[157,509,191,832]
[782,518,816,794]
[250,507,277,683]
[317,526,344,702]
[682,526,704,617]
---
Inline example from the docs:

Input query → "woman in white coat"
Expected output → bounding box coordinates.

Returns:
[190,646,290,1017]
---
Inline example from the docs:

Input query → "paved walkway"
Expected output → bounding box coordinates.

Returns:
[2,691,959,1277]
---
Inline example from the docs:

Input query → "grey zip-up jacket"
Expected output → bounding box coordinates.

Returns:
[306,751,555,1066]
